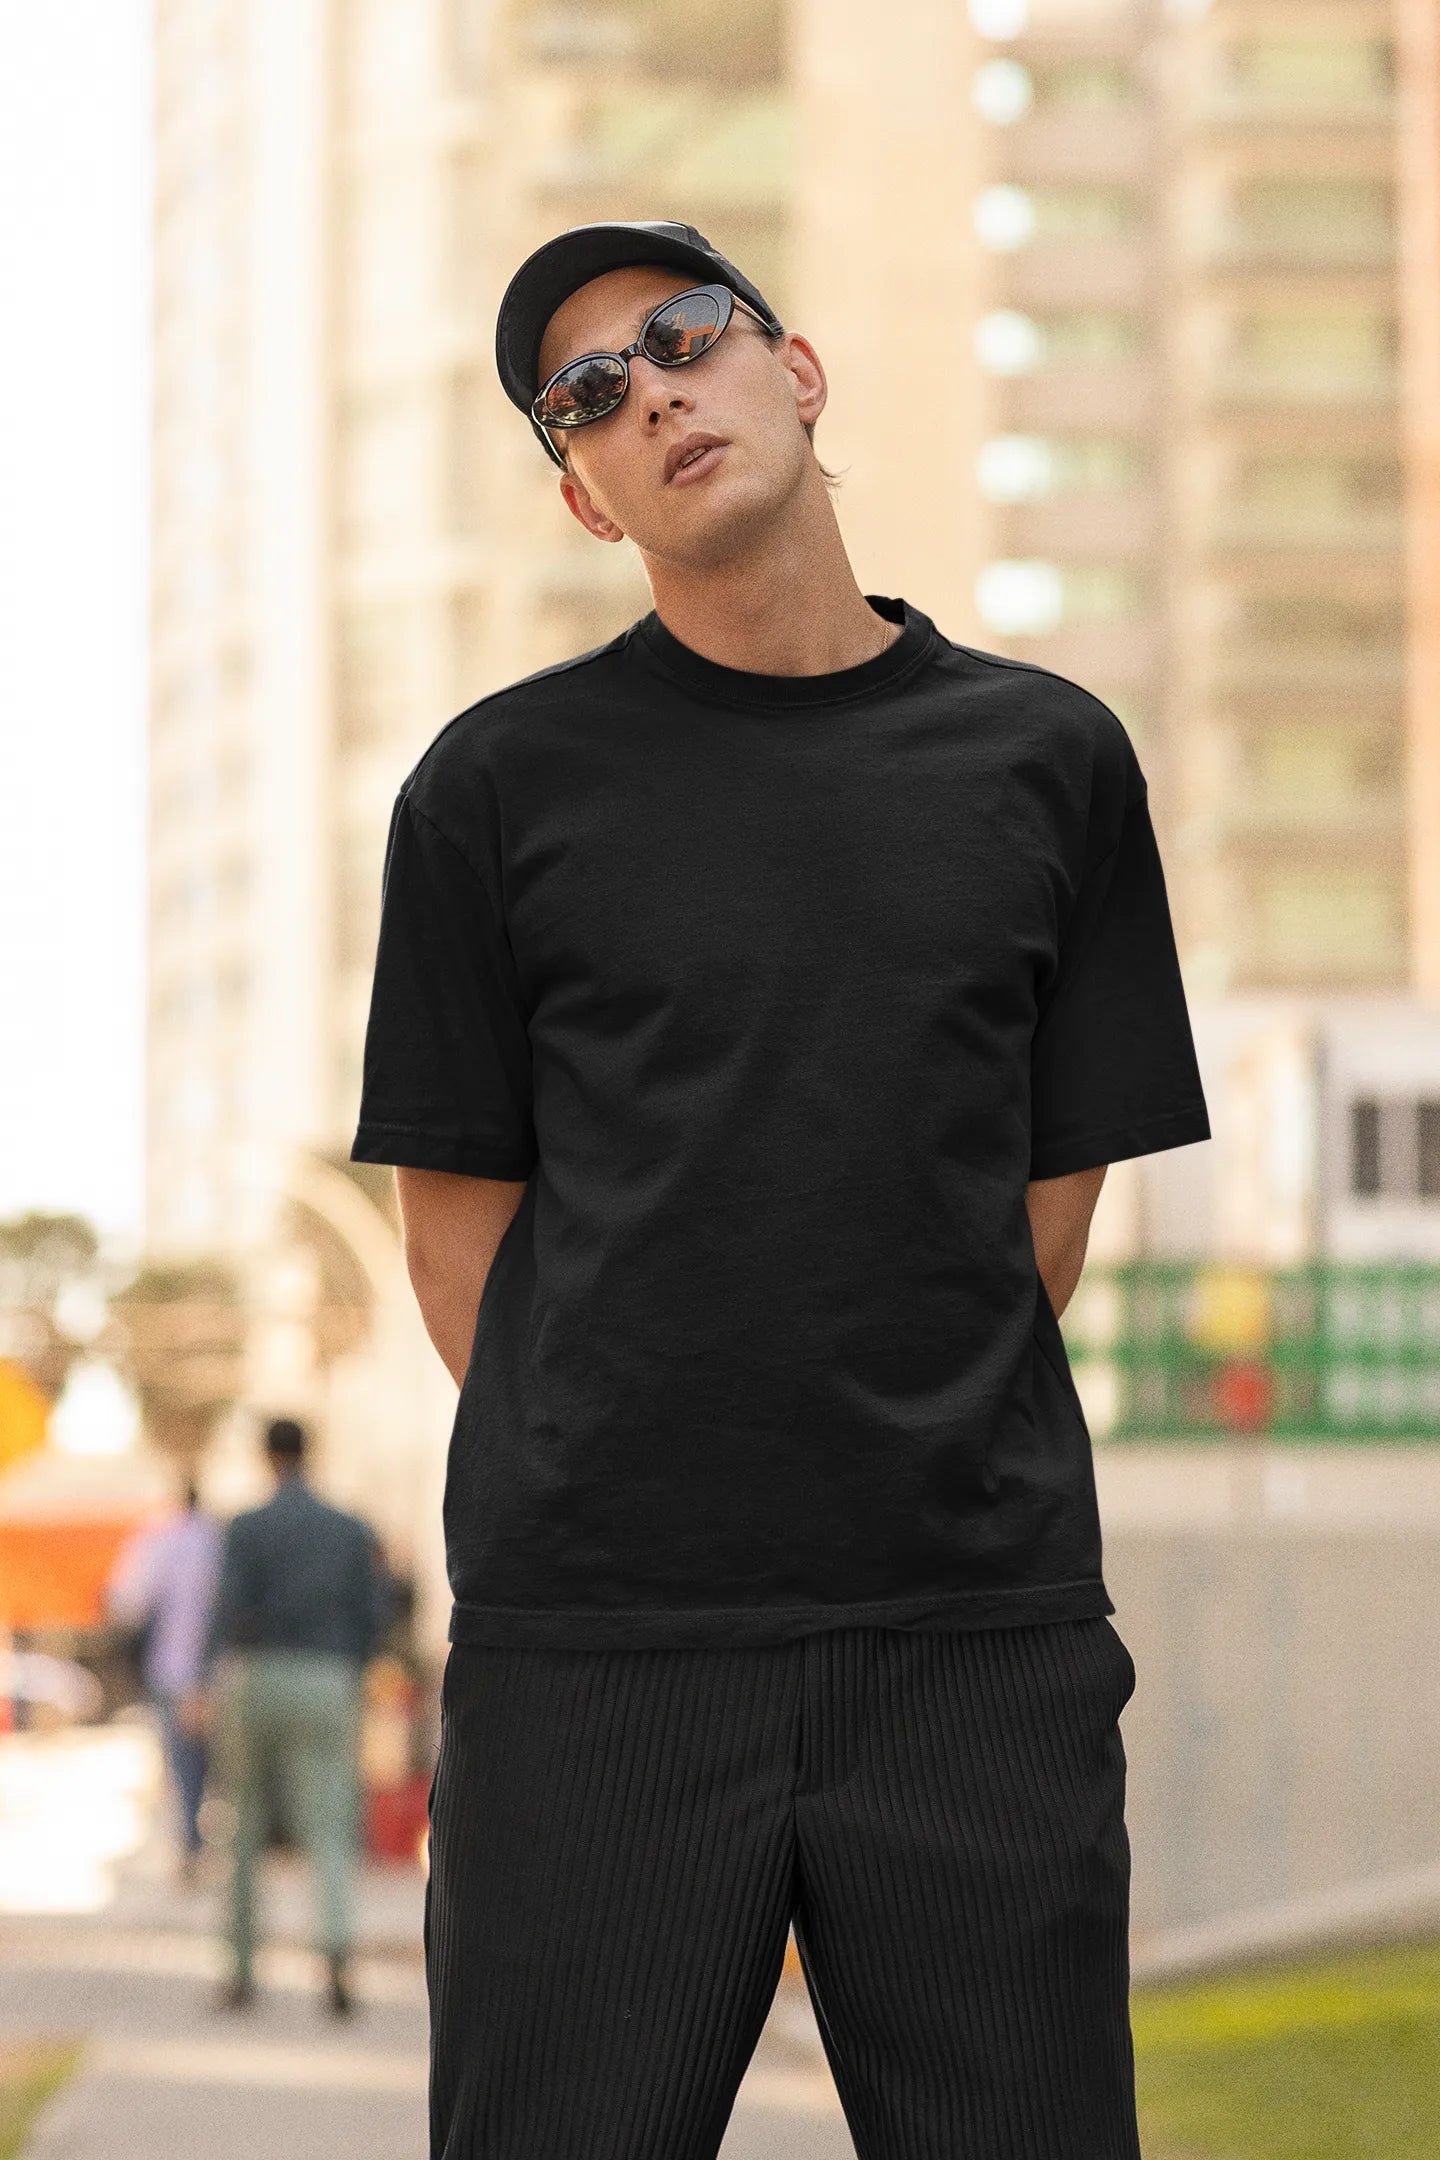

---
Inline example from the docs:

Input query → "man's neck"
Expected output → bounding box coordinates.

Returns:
[642,483,895,678]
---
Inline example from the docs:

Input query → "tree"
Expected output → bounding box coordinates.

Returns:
[0,1212,103,1402]
[106,1258,248,1470]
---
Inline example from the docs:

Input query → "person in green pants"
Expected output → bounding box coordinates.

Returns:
[186,1417,392,2015]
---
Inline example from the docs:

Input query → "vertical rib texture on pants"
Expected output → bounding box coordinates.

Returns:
[426,1615,1140,2160]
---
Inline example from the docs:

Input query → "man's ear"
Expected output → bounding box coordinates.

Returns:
[782,331,827,433]
[559,470,625,544]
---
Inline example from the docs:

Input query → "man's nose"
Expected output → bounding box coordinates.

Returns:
[632,360,693,425]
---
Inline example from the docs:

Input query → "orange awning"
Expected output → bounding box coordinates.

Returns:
[0,1516,158,1632]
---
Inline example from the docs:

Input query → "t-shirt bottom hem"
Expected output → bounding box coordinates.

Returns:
[445,1578,1113,1652]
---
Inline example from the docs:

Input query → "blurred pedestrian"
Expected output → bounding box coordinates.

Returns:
[186,1416,392,2017]
[105,1479,223,1883]
[350,219,1212,2157]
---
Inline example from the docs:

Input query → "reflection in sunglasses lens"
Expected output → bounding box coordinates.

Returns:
[545,353,625,421]
[645,294,722,364]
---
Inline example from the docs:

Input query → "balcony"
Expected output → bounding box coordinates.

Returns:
[997,107,1152,185]
[1001,240,1151,312]
[1204,641,1404,697]
[1202,222,1394,275]
[997,492,1158,560]
[1000,363,1156,433]
[1210,363,1396,412]
[1206,505,1403,555]
[1198,85,1394,135]
[1207,792,1404,848]
[532,84,790,212]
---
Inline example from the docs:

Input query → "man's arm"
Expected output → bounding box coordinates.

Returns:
[395,1167,529,1388]
[1025,1164,1107,1320]
[180,1515,243,1737]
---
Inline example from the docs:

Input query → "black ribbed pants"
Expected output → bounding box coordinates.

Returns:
[426,1614,1140,2160]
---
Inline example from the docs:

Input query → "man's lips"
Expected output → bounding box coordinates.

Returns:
[664,438,728,485]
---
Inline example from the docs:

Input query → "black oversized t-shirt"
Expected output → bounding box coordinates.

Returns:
[351,594,1210,1650]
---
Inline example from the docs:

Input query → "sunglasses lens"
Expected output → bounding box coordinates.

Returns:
[539,352,627,425]
[643,290,725,364]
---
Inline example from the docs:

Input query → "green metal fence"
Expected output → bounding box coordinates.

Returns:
[1063,1261,1440,1442]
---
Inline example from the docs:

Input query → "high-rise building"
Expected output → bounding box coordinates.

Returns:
[148,0,1434,1272]
[1397,0,1440,995]
[1159,0,1408,995]
[964,0,1169,774]
[791,0,1172,805]
[147,0,791,1256]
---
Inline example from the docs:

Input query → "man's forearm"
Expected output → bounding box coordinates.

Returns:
[1025,1164,1108,1320]
[408,1258,487,1388]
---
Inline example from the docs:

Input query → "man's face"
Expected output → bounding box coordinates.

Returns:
[535,263,823,567]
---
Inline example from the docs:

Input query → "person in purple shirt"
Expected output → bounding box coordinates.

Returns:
[106,1480,224,1882]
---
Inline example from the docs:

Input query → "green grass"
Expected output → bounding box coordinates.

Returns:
[0,2041,80,2160]
[1133,1939,1440,2159]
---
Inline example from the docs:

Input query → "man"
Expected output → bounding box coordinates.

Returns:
[192,1416,391,2017]
[351,219,1211,2158]
[105,1478,223,1882]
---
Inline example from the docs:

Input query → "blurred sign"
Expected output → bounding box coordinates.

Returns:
[1066,1261,1440,1441]
[0,1519,150,1631]
[1190,1266,1271,1353]
[0,1359,49,1473]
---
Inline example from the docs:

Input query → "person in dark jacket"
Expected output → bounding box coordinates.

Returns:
[188,1416,392,2015]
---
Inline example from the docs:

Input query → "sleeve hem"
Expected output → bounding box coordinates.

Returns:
[1029,1101,1211,1181]
[350,1124,536,1179]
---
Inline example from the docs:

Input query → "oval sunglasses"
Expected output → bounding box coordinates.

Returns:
[528,282,786,469]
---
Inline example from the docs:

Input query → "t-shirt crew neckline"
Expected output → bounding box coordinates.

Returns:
[633,592,935,710]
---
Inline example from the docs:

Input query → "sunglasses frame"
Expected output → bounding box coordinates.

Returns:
[528,282,785,469]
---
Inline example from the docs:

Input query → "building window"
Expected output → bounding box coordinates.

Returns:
[974,308,1143,376]
[972,59,1033,126]
[1351,1098,1381,1196]
[1421,1105,1440,1200]
[975,310,1043,376]
[974,184,1137,253]
[1033,58,1134,111]
[978,434,1146,502]
[975,561,1143,636]
[1233,305,1396,390]
[1241,593,1402,660]
[1350,1098,1440,1201]
[1230,179,1393,264]
[1235,452,1401,524]
[1257,870,1402,977]
[969,0,1028,37]
[1228,36,1393,112]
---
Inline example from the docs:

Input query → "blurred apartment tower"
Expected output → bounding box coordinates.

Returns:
[791,0,1173,787]
[1397,0,1440,996]
[818,0,1418,999]
[1158,0,1409,995]
[147,0,789,1258]
[147,0,1438,1280]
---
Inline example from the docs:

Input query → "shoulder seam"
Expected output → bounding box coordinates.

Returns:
[933,632,1127,719]
[403,622,641,782]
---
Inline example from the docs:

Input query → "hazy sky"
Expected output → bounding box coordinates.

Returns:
[0,2,149,1248]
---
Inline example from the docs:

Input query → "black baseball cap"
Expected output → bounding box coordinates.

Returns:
[494,219,785,468]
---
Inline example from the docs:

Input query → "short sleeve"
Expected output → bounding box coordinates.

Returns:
[349,792,538,1179]
[1029,783,1210,1180]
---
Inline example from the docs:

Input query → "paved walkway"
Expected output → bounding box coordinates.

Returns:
[2,1898,848,2159]
[0,1739,851,2159]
